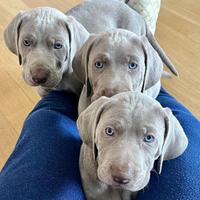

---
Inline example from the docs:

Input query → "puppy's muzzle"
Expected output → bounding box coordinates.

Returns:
[30,67,50,85]
[91,87,130,102]
[111,163,131,185]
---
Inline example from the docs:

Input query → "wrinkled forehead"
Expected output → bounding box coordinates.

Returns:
[90,32,144,58]
[99,102,134,130]
[20,8,69,38]
[29,7,66,24]
[100,93,164,131]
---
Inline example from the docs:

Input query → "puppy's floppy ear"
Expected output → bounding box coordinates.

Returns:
[64,16,90,65]
[4,11,27,65]
[72,35,97,96]
[141,36,163,91]
[157,108,188,174]
[77,96,110,159]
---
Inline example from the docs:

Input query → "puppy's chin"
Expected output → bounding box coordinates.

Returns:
[91,92,113,102]
[99,177,149,192]
[22,72,62,88]
[98,167,151,192]
[40,78,61,88]
[91,88,132,102]
[23,77,60,88]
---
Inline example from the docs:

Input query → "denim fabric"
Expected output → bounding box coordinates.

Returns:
[137,88,200,200]
[0,88,199,200]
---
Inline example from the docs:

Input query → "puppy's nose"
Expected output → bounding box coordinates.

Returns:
[102,86,130,97]
[102,88,117,97]
[91,88,116,102]
[112,176,130,184]
[111,163,131,184]
[31,68,50,84]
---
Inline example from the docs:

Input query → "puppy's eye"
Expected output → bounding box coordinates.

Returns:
[128,62,138,69]
[105,127,114,136]
[95,61,104,68]
[23,39,31,46]
[143,135,155,143]
[54,42,63,49]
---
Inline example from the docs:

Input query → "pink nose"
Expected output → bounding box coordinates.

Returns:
[31,68,50,84]
[111,163,131,185]
[101,88,118,97]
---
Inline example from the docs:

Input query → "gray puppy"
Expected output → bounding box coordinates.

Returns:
[77,91,188,200]
[4,7,89,96]
[72,29,177,113]
[4,0,176,96]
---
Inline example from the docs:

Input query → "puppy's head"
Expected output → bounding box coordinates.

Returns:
[77,92,188,192]
[73,29,173,101]
[4,7,89,88]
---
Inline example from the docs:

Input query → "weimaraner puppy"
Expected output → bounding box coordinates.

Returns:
[72,29,178,113]
[77,91,188,200]
[4,0,176,96]
[4,7,89,96]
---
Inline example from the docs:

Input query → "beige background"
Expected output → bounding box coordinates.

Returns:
[0,0,199,170]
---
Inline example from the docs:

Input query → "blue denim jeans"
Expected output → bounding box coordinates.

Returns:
[0,88,199,200]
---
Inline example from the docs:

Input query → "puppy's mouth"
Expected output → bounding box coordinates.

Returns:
[91,87,131,102]
[24,76,61,88]
[23,70,62,88]
[98,167,150,192]
[110,176,150,192]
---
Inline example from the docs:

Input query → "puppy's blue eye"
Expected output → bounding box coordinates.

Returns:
[105,127,114,136]
[54,42,63,49]
[23,39,31,46]
[95,61,104,68]
[144,135,155,143]
[128,62,137,69]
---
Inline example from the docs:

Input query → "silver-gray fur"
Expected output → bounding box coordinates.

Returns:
[4,0,177,97]
[78,91,188,200]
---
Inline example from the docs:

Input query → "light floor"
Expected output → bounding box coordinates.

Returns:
[0,0,199,169]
